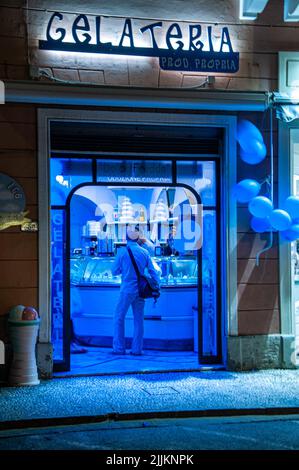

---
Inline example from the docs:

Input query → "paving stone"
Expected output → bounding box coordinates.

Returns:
[1,370,299,423]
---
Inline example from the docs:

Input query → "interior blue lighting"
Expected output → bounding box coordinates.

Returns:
[50,157,220,365]
[50,158,92,205]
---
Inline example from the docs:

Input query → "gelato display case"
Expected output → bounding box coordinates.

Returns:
[70,253,198,350]
[70,255,197,287]
[70,256,121,286]
[71,286,197,351]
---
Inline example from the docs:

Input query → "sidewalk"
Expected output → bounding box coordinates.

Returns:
[0,369,299,429]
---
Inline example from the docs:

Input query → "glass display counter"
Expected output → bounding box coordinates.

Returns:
[70,256,121,286]
[70,254,198,351]
[70,254,198,287]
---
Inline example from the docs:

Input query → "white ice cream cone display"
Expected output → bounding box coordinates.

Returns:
[119,197,135,222]
[154,199,168,222]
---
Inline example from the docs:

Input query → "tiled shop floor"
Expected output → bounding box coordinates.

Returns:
[54,347,202,377]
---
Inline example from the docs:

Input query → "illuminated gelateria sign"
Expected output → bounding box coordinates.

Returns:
[39,12,239,73]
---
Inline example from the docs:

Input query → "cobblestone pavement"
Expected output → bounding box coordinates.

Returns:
[0,369,299,425]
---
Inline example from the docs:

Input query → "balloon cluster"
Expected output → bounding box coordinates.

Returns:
[233,119,299,242]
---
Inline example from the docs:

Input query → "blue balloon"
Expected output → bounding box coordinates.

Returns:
[250,216,271,233]
[284,196,299,220]
[240,140,267,164]
[269,209,292,231]
[232,179,261,203]
[248,196,273,218]
[237,119,264,146]
[281,224,299,242]
[237,119,264,142]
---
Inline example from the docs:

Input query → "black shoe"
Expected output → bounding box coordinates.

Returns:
[130,351,143,356]
[111,350,126,355]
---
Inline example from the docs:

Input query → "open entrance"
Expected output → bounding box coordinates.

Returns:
[68,183,201,374]
[49,119,223,374]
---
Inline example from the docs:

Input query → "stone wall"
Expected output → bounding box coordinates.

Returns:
[0,103,38,346]
[236,111,280,336]
[0,0,296,90]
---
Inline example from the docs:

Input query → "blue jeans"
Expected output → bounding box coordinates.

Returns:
[113,290,145,354]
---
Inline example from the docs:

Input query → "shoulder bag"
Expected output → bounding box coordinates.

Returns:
[127,247,160,301]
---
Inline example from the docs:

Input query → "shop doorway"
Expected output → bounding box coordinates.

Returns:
[67,183,202,375]
[51,160,220,374]
[40,110,237,376]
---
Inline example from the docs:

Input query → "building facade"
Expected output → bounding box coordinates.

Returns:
[0,0,298,380]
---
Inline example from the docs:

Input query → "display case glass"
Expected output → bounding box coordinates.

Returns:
[70,255,198,287]
[70,256,121,285]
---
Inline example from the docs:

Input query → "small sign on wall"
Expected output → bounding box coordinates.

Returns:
[0,173,36,231]
[21,222,38,232]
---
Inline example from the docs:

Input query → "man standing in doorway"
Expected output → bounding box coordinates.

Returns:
[112,226,160,355]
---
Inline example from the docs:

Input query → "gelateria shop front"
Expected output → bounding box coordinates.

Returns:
[4,0,299,380]
[47,116,232,375]
[26,4,248,376]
